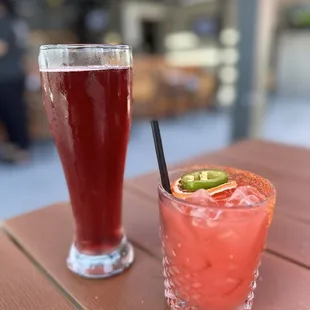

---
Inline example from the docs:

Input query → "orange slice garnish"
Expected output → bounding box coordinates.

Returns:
[207,181,237,196]
[171,178,192,199]
[171,178,238,200]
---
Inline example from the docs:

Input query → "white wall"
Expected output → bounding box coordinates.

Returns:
[276,31,310,97]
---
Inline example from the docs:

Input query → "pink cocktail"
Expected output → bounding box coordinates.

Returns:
[158,166,276,310]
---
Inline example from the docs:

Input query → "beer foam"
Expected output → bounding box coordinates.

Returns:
[40,65,131,72]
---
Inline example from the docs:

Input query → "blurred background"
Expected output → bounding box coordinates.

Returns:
[0,0,309,218]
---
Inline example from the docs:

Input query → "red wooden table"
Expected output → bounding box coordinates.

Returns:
[1,140,310,309]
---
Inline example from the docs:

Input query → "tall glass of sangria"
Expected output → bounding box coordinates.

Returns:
[39,44,134,278]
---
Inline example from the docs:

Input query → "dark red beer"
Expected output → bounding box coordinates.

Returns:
[41,67,132,254]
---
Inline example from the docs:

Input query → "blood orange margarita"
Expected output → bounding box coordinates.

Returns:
[158,166,276,310]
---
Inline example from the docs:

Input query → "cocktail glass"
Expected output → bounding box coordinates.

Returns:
[38,44,134,278]
[158,166,276,310]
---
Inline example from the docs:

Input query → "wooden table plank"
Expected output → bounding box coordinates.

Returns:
[126,155,310,224]
[3,203,167,310]
[4,199,310,310]
[220,140,310,182]
[124,191,162,256]
[254,253,310,310]
[0,231,75,310]
[126,140,310,224]
[267,213,310,268]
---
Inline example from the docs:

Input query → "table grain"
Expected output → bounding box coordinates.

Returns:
[3,139,310,310]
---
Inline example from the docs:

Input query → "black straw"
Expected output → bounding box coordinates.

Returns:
[151,120,172,194]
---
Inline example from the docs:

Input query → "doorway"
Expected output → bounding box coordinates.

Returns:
[141,20,160,54]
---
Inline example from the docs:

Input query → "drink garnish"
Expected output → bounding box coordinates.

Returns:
[181,169,228,191]
[171,169,238,200]
[207,181,237,196]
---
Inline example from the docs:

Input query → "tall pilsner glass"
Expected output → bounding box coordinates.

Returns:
[39,45,134,278]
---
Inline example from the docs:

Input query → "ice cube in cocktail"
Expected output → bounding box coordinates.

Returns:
[158,166,276,310]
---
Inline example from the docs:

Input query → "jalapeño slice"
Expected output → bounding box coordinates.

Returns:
[181,169,228,192]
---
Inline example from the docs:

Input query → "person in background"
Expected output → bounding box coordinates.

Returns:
[0,0,30,163]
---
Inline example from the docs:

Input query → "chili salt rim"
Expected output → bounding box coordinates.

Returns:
[158,166,276,211]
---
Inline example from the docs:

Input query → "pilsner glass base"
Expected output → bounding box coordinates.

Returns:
[67,238,134,279]
[164,269,259,310]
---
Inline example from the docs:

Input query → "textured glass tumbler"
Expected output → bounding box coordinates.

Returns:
[158,167,276,310]
[39,44,134,278]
